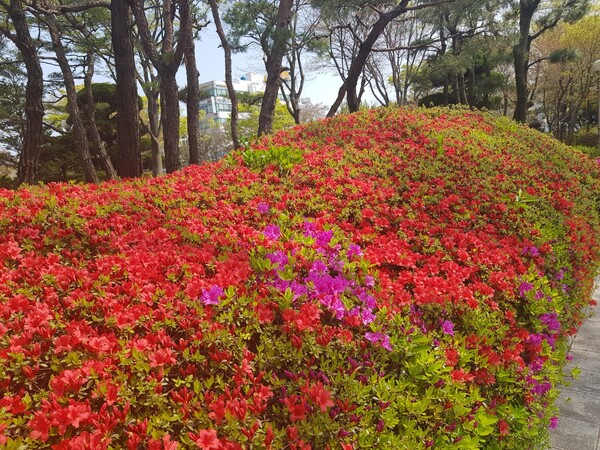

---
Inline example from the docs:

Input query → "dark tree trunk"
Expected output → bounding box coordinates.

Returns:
[513,44,529,122]
[84,51,118,180]
[513,0,540,123]
[2,0,44,185]
[258,0,294,136]
[184,22,201,165]
[327,0,411,117]
[279,2,307,125]
[209,0,240,149]
[161,68,181,173]
[451,75,460,103]
[46,14,99,183]
[466,66,476,107]
[439,21,449,106]
[130,0,190,173]
[111,0,141,178]
[442,76,450,105]
[457,72,467,105]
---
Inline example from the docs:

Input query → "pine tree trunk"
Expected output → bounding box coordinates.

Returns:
[258,0,294,136]
[209,0,240,149]
[47,15,99,183]
[442,76,450,106]
[111,0,141,178]
[147,91,163,176]
[130,0,190,172]
[84,52,118,180]
[184,23,201,165]
[467,66,477,107]
[513,44,529,123]
[513,0,540,123]
[457,72,468,105]
[161,68,181,173]
[4,0,44,185]
[138,59,163,176]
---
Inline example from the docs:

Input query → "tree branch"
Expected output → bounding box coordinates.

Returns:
[25,0,109,14]
[43,120,67,134]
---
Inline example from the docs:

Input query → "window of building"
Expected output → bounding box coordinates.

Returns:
[206,87,228,98]
[200,104,214,114]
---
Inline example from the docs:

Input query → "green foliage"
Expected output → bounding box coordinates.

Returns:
[236,101,295,140]
[548,48,580,63]
[241,145,303,173]
[0,44,26,155]
[223,0,279,53]
[571,130,600,158]
[0,175,18,190]
[37,134,84,183]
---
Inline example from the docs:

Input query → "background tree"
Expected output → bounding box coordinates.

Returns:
[134,19,163,176]
[386,11,435,105]
[536,15,600,141]
[313,0,458,116]
[76,83,125,152]
[257,0,293,136]
[236,96,295,138]
[83,48,118,179]
[183,3,209,165]
[224,0,295,136]
[0,41,26,161]
[70,6,119,180]
[315,5,373,111]
[130,0,191,173]
[278,0,323,124]
[298,97,328,122]
[208,0,241,149]
[41,8,100,183]
[511,0,589,123]
[0,0,44,185]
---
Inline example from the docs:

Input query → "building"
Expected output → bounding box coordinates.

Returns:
[199,73,266,126]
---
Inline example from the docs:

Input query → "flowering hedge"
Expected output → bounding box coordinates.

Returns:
[1,107,599,449]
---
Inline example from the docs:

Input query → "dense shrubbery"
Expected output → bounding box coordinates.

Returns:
[571,130,600,160]
[1,108,599,449]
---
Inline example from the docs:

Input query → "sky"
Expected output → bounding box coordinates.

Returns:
[191,29,347,110]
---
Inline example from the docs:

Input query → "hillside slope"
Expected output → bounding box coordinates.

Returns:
[1,107,599,449]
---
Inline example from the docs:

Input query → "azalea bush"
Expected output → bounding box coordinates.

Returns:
[1,107,599,449]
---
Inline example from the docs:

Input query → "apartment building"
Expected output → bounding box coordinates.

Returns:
[199,72,266,126]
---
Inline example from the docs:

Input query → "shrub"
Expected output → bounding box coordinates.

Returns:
[0,107,599,449]
[571,128,598,149]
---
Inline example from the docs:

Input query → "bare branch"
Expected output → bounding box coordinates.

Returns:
[404,0,457,13]
[25,0,109,15]
[43,120,67,134]
[0,58,24,65]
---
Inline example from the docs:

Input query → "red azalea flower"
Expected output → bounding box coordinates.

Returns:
[284,396,307,421]
[0,423,7,445]
[498,419,510,437]
[28,411,52,441]
[189,429,222,450]
[451,368,475,383]
[50,400,93,435]
[445,348,459,366]
[302,382,334,412]
[265,425,275,448]
[148,348,176,368]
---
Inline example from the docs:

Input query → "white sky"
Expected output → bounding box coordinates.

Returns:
[192,29,347,109]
